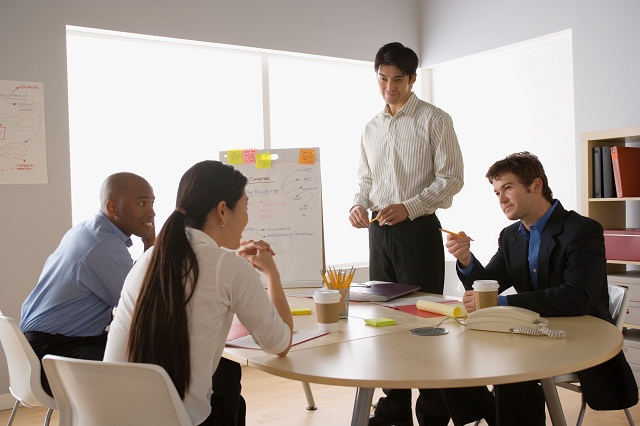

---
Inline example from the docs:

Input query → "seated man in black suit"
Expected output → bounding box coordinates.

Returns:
[444,151,638,425]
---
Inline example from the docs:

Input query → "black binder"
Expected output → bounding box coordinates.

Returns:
[593,147,602,198]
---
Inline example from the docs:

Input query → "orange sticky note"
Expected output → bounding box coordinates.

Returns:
[299,149,316,165]
[256,152,272,169]
[227,150,243,165]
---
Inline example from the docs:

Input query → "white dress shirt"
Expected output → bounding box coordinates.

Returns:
[104,228,291,425]
[354,92,464,220]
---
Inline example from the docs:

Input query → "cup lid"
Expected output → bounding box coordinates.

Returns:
[313,289,341,302]
[472,280,499,291]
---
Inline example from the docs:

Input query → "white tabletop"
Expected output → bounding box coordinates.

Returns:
[223,292,623,426]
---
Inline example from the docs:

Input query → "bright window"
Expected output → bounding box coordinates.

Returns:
[428,30,576,265]
[66,27,385,267]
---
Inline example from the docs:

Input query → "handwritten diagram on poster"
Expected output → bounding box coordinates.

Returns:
[220,148,324,287]
[0,80,48,184]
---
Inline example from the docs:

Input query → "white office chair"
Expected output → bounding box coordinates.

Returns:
[553,284,635,426]
[0,312,56,426]
[42,354,192,426]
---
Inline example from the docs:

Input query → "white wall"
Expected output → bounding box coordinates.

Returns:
[419,0,640,193]
[0,0,420,405]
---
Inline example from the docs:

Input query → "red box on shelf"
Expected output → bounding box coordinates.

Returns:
[604,229,640,262]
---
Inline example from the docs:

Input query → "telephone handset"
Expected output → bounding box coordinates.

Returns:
[466,306,566,339]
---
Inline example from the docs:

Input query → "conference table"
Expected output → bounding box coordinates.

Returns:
[223,291,624,426]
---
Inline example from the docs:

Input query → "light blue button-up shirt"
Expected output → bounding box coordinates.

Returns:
[20,212,133,336]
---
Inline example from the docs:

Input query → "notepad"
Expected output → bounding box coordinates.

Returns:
[291,306,312,315]
[226,323,328,348]
[364,318,396,327]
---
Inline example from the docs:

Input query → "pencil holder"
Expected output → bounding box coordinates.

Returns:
[338,287,350,318]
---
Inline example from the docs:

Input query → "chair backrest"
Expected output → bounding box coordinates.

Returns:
[42,354,192,426]
[0,314,56,409]
[608,284,630,330]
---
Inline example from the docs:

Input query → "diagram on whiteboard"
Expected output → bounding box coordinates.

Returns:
[221,148,324,287]
[245,166,320,251]
[0,80,48,184]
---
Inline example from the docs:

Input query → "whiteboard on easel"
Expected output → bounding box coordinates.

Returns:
[220,147,324,288]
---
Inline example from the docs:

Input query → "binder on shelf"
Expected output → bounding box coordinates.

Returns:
[604,229,640,262]
[602,146,616,198]
[593,147,603,198]
[611,146,640,197]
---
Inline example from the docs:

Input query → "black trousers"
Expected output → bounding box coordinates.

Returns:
[373,387,496,426]
[198,357,246,426]
[368,213,495,425]
[492,381,546,426]
[25,331,108,396]
[368,212,444,294]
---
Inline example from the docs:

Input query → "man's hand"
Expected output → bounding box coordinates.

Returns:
[462,290,477,313]
[444,231,472,268]
[348,205,370,229]
[376,204,409,226]
[141,221,156,251]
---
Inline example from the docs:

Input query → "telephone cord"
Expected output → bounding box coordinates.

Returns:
[513,322,566,339]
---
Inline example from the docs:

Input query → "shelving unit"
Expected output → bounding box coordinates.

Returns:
[581,126,640,386]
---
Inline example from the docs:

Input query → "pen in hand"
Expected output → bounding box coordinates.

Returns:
[439,228,474,241]
[369,217,378,224]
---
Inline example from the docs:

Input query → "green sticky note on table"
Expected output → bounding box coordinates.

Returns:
[291,306,311,315]
[365,318,396,327]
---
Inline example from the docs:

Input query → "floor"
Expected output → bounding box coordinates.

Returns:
[1,365,639,425]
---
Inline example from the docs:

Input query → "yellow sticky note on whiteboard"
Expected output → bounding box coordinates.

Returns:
[227,150,243,165]
[256,152,272,169]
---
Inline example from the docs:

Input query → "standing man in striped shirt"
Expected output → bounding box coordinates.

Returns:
[349,42,494,426]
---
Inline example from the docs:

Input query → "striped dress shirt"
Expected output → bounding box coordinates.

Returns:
[354,92,464,220]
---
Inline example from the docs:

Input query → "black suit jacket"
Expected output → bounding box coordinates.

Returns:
[458,201,638,410]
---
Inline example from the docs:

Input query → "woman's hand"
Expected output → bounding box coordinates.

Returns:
[237,239,277,274]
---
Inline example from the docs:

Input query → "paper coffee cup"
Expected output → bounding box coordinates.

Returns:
[472,280,499,310]
[313,290,341,332]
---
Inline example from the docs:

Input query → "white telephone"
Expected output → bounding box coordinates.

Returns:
[466,306,566,338]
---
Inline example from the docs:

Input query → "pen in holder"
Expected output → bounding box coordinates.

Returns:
[320,266,355,319]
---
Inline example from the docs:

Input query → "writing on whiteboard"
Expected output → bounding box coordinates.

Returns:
[222,148,323,286]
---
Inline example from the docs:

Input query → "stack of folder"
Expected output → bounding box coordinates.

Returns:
[592,145,640,198]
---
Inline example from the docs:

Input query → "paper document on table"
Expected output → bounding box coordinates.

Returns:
[226,329,328,349]
[287,288,318,298]
[375,295,458,308]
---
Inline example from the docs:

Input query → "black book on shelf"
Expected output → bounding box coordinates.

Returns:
[593,147,603,198]
[602,146,616,198]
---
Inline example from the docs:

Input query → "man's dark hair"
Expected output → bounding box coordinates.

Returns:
[374,42,419,78]
[486,151,554,203]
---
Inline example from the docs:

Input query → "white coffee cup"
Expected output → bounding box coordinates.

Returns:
[472,280,500,310]
[313,290,341,332]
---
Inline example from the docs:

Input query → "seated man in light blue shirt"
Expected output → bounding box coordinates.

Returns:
[20,172,155,395]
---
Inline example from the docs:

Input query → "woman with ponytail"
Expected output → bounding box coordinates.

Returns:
[104,160,293,426]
